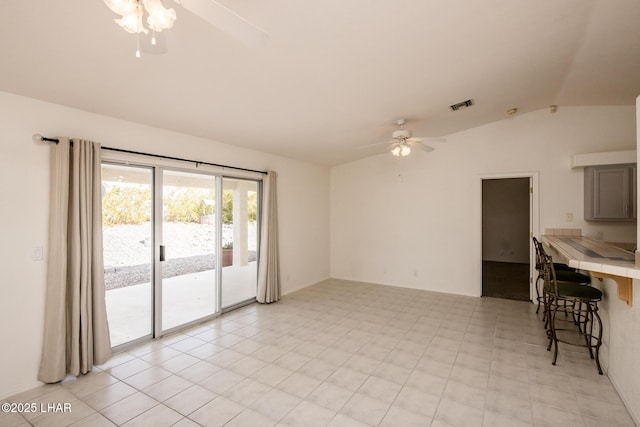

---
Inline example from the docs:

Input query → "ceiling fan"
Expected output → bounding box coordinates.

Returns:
[363,119,446,157]
[103,0,268,57]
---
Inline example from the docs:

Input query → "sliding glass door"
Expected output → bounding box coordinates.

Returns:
[102,163,259,348]
[102,164,153,347]
[161,170,218,331]
[221,178,258,309]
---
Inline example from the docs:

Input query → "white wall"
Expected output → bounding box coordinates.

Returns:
[0,91,330,399]
[594,277,640,425]
[595,95,640,424]
[331,106,637,296]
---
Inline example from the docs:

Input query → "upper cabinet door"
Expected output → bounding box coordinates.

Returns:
[585,164,636,221]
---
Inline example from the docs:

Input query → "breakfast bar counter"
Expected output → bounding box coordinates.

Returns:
[542,235,639,305]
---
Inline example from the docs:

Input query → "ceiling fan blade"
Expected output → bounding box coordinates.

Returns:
[140,31,169,54]
[175,0,268,48]
[416,142,435,152]
[359,140,393,149]
[412,136,447,143]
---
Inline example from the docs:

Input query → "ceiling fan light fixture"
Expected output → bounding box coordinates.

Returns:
[104,0,269,56]
[107,0,174,46]
[144,0,176,31]
[391,144,411,157]
[115,4,149,34]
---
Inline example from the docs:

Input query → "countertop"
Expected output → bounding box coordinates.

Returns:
[542,235,640,280]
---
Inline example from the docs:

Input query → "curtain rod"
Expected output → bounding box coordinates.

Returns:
[32,134,268,175]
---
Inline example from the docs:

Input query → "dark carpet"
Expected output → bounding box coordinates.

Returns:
[482,261,530,301]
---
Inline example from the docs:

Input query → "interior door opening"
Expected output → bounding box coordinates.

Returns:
[482,177,531,301]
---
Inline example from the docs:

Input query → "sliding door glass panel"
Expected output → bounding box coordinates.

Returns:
[221,178,258,308]
[162,170,217,331]
[102,164,153,347]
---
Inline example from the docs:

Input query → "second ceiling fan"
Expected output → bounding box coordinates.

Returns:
[364,119,446,157]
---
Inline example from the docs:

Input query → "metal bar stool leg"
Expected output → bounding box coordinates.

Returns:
[584,303,594,358]
[551,304,560,366]
[536,274,543,314]
[590,303,603,375]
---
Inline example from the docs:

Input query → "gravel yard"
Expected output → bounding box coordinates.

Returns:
[103,222,257,290]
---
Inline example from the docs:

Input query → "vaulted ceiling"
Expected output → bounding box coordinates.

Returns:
[1,0,640,165]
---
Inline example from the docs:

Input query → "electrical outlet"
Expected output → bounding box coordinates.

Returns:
[565,213,573,222]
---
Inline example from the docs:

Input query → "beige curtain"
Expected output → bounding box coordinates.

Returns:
[257,171,281,303]
[38,138,111,383]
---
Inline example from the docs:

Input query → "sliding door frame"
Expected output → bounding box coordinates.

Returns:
[102,161,155,353]
[102,152,263,349]
[220,175,261,312]
[158,167,221,336]
[153,167,163,337]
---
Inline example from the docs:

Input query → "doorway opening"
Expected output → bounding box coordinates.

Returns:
[482,177,531,301]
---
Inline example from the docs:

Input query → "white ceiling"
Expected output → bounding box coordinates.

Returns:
[1,0,640,166]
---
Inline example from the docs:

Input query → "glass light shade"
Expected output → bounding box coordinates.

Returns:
[115,4,148,34]
[391,146,401,156]
[144,0,176,31]
[400,145,411,156]
[104,0,137,16]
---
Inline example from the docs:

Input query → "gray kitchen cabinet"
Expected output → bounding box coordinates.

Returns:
[584,164,636,221]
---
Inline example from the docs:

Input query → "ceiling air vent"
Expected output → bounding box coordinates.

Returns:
[450,99,474,111]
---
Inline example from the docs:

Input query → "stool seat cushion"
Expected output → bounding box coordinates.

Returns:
[555,282,603,300]
[553,263,575,272]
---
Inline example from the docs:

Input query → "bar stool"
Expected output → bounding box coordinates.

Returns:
[541,253,604,374]
[532,237,591,314]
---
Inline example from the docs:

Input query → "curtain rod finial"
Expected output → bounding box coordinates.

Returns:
[33,134,43,142]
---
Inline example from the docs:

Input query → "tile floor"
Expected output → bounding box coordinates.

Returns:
[1,279,636,427]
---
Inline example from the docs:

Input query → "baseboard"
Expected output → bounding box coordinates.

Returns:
[326,276,479,298]
[281,276,331,296]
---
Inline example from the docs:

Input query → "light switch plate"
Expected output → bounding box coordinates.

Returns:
[31,247,43,261]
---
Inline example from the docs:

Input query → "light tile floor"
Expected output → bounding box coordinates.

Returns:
[1,279,636,427]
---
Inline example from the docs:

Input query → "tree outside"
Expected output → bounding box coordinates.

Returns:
[102,183,257,226]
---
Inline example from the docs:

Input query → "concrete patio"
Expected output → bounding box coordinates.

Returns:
[106,262,257,347]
